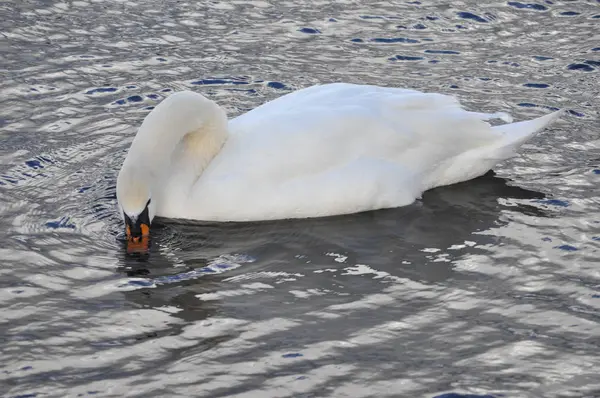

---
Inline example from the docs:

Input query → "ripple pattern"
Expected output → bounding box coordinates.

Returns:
[1,1,599,397]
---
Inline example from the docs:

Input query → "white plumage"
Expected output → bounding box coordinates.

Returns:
[116,83,562,223]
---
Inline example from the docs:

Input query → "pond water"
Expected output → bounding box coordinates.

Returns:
[1,0,600,397]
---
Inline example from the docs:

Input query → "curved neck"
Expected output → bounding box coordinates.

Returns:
[118,91,228,213]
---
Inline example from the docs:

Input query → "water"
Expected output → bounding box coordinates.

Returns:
[1,0,599,397]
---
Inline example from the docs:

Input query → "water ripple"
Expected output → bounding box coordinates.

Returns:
[1,0,599,397]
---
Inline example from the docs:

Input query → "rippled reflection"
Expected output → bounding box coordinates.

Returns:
[1,0,599,397]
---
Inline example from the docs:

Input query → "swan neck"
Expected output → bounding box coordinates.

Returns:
[139,93,227,166]
[118,91,228,213]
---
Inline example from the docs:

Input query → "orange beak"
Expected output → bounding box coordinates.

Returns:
[126,223,150,242]
[126,223,150,253]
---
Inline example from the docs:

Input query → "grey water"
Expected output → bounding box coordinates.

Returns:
[1,0,600,397]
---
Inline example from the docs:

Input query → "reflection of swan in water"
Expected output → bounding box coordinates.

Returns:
[116,172,548,319]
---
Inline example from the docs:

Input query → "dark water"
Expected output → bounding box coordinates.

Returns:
[2,0,600,397]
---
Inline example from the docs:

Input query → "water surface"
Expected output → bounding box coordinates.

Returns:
[1,0,600,397]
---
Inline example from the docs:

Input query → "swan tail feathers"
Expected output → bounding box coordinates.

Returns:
[489,109,564,158]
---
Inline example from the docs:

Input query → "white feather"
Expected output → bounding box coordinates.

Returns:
[116,83,562,222]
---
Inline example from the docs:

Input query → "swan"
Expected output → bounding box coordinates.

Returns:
[116,82,562,242]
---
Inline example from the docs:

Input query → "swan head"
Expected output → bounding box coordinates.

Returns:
[115,89,229,249]
[116,172,156,245]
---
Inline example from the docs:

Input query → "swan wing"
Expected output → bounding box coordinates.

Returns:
[185,83,558,221]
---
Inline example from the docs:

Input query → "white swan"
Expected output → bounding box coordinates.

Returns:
[116,82,562,241]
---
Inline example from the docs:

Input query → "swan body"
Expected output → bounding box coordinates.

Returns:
[116,83,562,226]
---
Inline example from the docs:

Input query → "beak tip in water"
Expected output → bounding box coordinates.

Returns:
[124,217,151,253]
[126,235,150,254]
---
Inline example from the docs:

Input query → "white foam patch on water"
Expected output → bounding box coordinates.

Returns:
[289,289,330,299]
[430,253,452,263]
[313,268,337,273]
[446,240,478,251]
[342,264,395,280]
[325,252,348,263]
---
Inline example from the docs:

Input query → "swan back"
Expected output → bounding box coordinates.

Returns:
[185,83,562,221]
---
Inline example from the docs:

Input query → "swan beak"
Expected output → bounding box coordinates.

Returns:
[125,223,150,253]
[126,223,150,242]
[123,198,152,252]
